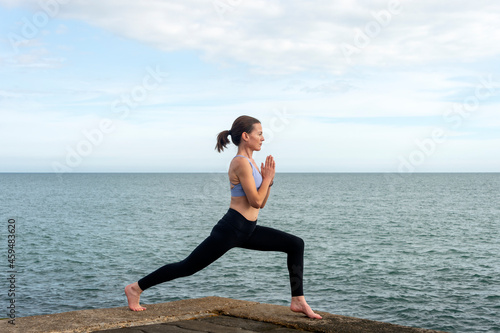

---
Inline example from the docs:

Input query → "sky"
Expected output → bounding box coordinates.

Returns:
[1,0,499,173]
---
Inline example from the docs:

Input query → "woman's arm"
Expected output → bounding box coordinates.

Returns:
[236,155,275,209]
[260,182,272,208]
[260,157,275,208]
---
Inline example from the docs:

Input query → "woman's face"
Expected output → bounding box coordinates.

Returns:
[246,123,265,151]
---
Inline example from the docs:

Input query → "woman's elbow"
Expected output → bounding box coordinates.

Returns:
[249,199,262,209]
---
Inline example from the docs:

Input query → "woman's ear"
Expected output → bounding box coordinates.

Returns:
[241,132,249,142]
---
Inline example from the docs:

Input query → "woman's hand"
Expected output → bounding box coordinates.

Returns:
[261,155,276,183]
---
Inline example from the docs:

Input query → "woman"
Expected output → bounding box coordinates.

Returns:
[125,115,322,319]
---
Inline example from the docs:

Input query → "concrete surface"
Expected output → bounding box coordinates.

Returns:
[97,315,302,332]
[0,296,447,333]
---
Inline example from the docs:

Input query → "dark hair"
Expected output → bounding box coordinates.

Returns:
[215,115,261,153]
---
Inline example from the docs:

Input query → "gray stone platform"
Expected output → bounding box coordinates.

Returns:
[98,315,304,332]
[0,296,447,333]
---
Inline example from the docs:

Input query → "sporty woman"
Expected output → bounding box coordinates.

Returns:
[125,115,322,319]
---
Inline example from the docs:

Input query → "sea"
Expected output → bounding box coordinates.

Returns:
[1,173,499,332]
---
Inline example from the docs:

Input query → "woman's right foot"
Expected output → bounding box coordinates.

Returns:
[290,296,322,319]
[125,282,146,311]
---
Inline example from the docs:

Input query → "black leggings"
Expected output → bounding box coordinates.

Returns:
[138,208,305,297]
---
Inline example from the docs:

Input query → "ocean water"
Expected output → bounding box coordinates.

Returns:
[1,173,499,332]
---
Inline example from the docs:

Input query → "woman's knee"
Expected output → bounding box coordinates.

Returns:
[289,235,304,252]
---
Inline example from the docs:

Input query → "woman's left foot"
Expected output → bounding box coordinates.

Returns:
[125,282,146,311]
[290,296,322,319]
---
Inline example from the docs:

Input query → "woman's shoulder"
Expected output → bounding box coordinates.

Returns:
[230,156,253,172]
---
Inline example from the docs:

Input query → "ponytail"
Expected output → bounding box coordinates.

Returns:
[214,115,261,153]
[215,130,231,152]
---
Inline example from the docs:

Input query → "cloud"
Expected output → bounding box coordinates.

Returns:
[1,0,498,172]
[4,0,499,74]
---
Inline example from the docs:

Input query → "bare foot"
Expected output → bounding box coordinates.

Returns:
[125,282,146,311]
[290,296,322,319]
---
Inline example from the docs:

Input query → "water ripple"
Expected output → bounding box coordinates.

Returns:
[1,173,499,333]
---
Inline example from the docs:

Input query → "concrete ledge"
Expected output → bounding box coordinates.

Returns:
[0,297,446,333]
[222,302,445,333]
[0,297,256,333]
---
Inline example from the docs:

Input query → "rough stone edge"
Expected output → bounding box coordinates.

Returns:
[0,296,258,333]
[0,297,448,333]
[221,303,448,333]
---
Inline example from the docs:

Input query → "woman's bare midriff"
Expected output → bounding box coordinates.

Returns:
[229,196,260,221]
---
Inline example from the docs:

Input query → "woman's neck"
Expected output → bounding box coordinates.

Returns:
[237,147,253,159]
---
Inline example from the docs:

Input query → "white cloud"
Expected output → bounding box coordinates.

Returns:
[4,0,499,74]
[1,0,499,172]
